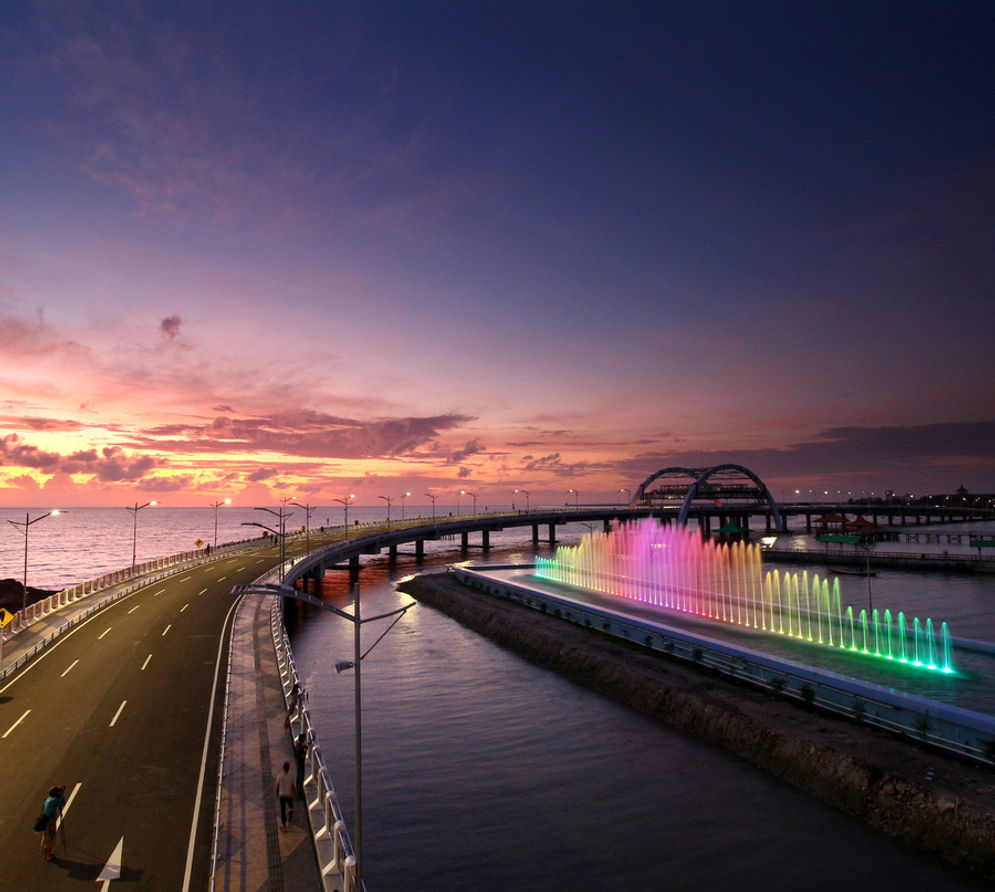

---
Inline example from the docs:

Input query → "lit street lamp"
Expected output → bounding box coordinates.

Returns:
[568,488,579,508]
[126,501,158,570]
[618,488,630,507]
[461,489,477,514]
[6,510,62,618]
[401,491,411,521]
[335,494,355,539]
[514,489,530,513]
[211,498,231,550]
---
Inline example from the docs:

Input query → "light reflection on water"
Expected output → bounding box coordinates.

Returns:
[289,530,988,891]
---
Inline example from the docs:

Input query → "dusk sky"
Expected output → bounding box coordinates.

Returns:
[1,1,993,509]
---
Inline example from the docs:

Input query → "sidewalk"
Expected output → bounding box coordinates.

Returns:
[212,591,322,891]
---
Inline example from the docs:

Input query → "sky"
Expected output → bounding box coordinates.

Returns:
[0,0,993,509]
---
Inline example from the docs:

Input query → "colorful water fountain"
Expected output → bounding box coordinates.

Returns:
[534,518,954,674]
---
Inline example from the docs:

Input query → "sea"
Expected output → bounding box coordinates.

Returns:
[4,506,994,889]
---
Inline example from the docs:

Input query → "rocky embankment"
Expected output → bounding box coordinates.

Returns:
[0,578,55,615]
[399,571,995,882]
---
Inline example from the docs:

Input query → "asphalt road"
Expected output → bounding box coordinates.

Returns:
[0,545,285,890]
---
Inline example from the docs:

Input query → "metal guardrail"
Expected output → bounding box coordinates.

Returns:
[271,588,361,891]
[453,566,995,766]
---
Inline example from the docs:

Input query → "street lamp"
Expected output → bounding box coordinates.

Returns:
[424,491,437,521]
[6,510,62,618]
[210,498,231,550]
[514,489,530,513]
[401,491,411,521]
[618,488,630,507]
[568,488,579,508]
[297,501,317,554]
[379,495,393,529]
[233,580,415,892]
[335,494,355,539]
[126,501,158,570]
[243,502,295,575]
[461,489,477,514]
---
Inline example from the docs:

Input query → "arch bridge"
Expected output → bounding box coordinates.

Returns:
[630,463,784,530]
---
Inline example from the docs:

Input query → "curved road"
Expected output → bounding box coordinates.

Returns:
[0,545,284,889]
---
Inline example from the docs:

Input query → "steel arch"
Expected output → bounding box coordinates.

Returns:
[630,463,783,529]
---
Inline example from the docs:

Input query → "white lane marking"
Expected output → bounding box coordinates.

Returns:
[141,654,152,671]
[180,603,189,613]
[198,588,207,596]
[128,604,141,614]
[98,627,113,640]
[216,576,227,582]
[182,596,240,892]
[2,709,30,738]
[56,781,82,830]
[109,700,127,727]
[162,624,172,637]
[236,566,246,572]
[152,588,165,596]
[60,659,79,677]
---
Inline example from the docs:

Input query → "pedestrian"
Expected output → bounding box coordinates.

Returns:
[275,762,295,832]
[285,683,301,728]
[41,784,66,861]
[294,733,308,800]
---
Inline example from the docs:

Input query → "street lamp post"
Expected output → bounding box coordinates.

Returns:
[379,495,393,529]
[126,501,158,571]
[6,510,62,618]
[461,489,477,514]
[299,502,317,554]
[424,491,437,521]
[244,502,296,575]
[401,491,411,521]
[514,489,530,513]
[211,498,231,551]
[618,488,630,507]
[335,495,355,539]
[569,489,579,508]
[233,580,415,892]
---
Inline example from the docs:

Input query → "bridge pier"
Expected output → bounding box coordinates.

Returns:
[532,524,539,546]
[482,530,490,551]
[349,555,360,584]
[415,539,424,562]
[461,531,469,551]
[548,523,557,545]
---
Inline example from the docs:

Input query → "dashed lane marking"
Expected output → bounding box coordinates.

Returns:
[60,660,79,677]
[128,604,141,614]
[162,624,172,637]
[98,627,112,640]
[2,709,30,738]
[180,603,189,613]
[141,654,152,671]
[109,700,127,727]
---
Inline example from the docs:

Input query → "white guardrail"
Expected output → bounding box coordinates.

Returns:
[271,589,362,891]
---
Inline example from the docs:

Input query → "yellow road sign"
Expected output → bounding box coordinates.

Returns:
[0,607,14,628]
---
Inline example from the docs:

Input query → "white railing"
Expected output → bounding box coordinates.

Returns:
[271,594,362,891]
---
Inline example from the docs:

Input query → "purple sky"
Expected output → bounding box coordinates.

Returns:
[1,1,993,507]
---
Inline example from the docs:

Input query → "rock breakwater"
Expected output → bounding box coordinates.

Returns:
[399,571,995,882]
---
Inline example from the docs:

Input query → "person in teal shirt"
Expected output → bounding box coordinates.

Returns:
[41,785,66,862]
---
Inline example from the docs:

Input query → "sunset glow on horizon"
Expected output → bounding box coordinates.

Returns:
[1,2,993,509]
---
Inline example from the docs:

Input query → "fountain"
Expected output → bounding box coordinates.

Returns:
[534,517,954,674]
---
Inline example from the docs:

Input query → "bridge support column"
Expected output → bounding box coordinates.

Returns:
[548,524,557,545]
[415,539,424,562]
[461,531,469,551]
[532,524,539,545]
[603,519,611,533]
[388,544,397,562]
[482,530,490,551]
[349,555,360,584]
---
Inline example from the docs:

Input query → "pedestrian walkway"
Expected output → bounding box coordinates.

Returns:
[212,591,321,891]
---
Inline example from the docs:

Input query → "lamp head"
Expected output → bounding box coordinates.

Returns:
[334,660,355,674]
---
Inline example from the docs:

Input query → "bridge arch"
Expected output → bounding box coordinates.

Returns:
[630,463,783,529]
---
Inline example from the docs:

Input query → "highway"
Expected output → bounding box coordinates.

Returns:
[0,545,283,889]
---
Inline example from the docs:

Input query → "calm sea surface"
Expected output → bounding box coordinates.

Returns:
[4,507,993,889]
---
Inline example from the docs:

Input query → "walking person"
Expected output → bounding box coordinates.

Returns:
[294,733,308,801]
[275,762,296,832]
[40,785,66,861]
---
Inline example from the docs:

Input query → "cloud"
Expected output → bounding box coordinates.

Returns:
[0,434,162,481]
[448,438,485,464]
[135,411,475,460]
[159,314,182,339]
